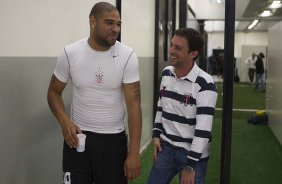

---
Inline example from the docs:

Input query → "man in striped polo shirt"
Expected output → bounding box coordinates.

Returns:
[147,28,218,184]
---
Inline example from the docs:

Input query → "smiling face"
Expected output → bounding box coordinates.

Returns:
[89,10,121,50]
[169,35,198,70]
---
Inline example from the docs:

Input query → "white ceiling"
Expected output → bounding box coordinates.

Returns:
[189,0,282,32]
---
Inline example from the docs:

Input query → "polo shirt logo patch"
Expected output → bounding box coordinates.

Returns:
[181,93,192,106]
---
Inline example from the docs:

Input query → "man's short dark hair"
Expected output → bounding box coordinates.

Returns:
[89,2,118,18]
[174,28,204,57]
[259,52,265,58]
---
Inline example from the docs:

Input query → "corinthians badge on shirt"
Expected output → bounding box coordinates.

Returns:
[95,67,104,84]
[181,93,192,106]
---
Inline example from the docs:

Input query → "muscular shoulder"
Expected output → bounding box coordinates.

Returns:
[114,41,134,57]
[64,38,87,54]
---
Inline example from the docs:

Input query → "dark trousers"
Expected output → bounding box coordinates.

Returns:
[63,131,128,184]
[248,68,255,83]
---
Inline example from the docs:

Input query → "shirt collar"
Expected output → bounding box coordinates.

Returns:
[171,63,200,82]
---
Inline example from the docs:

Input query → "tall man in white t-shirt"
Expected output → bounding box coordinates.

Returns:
[47,2,142,184]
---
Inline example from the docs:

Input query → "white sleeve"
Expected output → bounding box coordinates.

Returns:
[122,51,140,83]
[245,58,249,65]
[54,48,71,83]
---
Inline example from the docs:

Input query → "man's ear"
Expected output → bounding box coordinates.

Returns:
[89,16,96,28]
[190,50,199,59]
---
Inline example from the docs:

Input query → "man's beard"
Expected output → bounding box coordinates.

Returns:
[95,35,117,48]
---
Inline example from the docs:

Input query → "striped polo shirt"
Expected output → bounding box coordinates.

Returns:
[153,63,218,169]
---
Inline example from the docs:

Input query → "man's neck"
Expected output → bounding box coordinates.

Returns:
[174,62,194,78]
[87,37,110,51]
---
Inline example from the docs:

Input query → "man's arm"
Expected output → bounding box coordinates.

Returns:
[47,74,81,148]
[152,75,165,161]
[122,81,142,181]
[152,97,164,161]
[245,57,250,65]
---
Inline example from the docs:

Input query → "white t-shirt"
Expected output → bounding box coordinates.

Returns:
[54,38,140,133]
[245,56,257,69]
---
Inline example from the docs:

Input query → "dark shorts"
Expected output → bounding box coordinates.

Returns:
[63,131,128,184]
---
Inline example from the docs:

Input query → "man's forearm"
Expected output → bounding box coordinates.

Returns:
[127,107,142,154]
[123,81,142,154]
[47,90,69,126]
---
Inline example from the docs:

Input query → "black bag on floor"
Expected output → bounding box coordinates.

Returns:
[248,111,268,125]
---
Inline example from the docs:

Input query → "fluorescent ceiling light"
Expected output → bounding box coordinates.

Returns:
[269,1,282,9]
[259,10,273,17]
[248,19,259,30]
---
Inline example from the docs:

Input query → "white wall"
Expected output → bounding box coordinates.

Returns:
[207,32,268,58]
[193,0,225,20]
[267,21,282,145]
[122,0,155,57]
[207,32,225,56]
[234,32,268,57]
[0,0,114,57]
[122,0,155,150]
